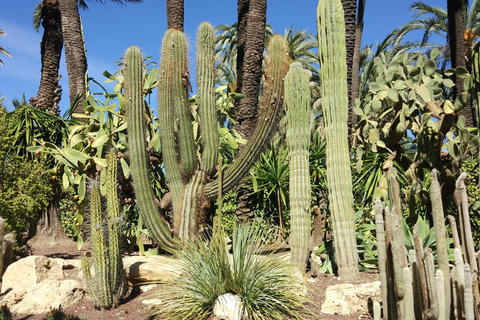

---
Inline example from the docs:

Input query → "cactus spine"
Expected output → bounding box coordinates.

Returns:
[284,62,311,273]
[317,0,358,280]
[82,149,127,310]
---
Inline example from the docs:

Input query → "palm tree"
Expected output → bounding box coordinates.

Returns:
[349,0,366,135]
[57,0,142,116]
[233,0,268,224]
[0,29,12,66]
[165,0,183,31]
[31,0,63,116]
[284,26,318,77]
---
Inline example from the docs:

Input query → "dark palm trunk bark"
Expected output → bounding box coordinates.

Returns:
[58,0,87,116]
[448,0,475,127]
[165,0,184,31]
[234,0,266,140]
[341,0,357,144]
[349,0,365,138]
[31,0,63,117]
[234,0,267,222]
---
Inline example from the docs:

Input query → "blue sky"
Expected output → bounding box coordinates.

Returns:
[1,0,442,115]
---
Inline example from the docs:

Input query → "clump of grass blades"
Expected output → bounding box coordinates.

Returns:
[151,223,309,319]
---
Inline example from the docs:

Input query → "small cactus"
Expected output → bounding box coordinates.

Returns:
[82,149,127,310]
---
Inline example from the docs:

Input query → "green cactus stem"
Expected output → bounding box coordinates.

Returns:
[431,169,450,316]
[374,199,389,319]
[197,22,218,175]
[82,150,127,310]
[464,264,474,320]
[403,267,414,320]
[456,172,477,274]
[285,62,311,273]
[203,34,290,199]
[125,45,177,249]
[317,0,358,280]
[82,181,110,309]
[105,149,127,304]
[424,248,439,319]
[436,269,446,320]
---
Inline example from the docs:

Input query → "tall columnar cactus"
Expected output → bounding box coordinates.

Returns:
[316,0,358,280]
[124,45,178,249]
[126,23,289,246]
[82,149,127,310]
[284,62,311,273]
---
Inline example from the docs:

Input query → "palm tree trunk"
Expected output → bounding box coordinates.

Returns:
[349,0,366,139]
[165,0,184,31]
[341,0,357,144]
[448,0,475,128]
[234,0,267,223]
[31,0,63,117]
[58,0,87,116]
[234,0,266,140]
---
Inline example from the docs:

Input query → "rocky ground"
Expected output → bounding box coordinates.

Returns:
[4,240,380,320]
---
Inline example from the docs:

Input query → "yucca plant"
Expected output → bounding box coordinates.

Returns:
[151,224,309,320]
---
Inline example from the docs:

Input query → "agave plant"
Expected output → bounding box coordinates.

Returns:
[151,224,308,319]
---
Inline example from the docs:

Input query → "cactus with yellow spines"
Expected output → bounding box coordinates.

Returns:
[284,62,311,273]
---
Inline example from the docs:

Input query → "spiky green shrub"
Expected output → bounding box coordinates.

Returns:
[151,224,309,319]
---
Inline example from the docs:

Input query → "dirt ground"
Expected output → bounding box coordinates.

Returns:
[10,241,379,320]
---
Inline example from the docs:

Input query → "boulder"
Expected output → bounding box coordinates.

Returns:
[213,293,248,320]
[3,279,85,315]
[321,281,381,315]
[1,256,81,294]
[123,255,181,284]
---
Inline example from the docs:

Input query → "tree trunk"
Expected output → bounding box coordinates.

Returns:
[341,0,357,144]
[448,0,475,127]
[27,186,72,249]
[58,0,87,116]
[165,0,184,31]
[234,0,267,140]
[31,0,63,117]
[234,0,267,223]
[349,0,365,141]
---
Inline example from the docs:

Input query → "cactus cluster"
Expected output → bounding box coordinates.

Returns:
[82,149,127,310]
[284,62,312,273]
[125,23,289,247]
[317,0,359,280]
[375,167,480,319]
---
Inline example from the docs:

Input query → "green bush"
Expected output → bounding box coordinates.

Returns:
[0,108,53,245]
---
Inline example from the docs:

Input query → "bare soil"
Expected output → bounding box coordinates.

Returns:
[10,241,379,320]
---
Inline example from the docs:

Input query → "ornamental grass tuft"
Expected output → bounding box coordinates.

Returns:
[150,223,309,319]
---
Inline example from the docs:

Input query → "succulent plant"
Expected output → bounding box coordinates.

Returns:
[284,62,311,273]
[82,149,127,310]
[317,0,358,280]
[125,23,289,248]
